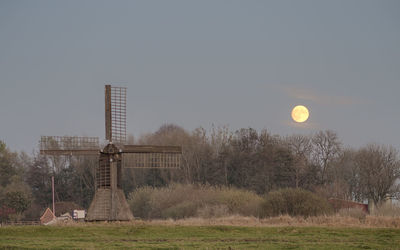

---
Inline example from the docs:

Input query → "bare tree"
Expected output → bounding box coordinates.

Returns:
[332,149,363,201]
[284,134,312,188]
[355,144,400,206]
[311,130,341,185]
[209,125,232,185]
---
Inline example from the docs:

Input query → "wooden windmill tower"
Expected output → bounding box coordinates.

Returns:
[40,85,182,221]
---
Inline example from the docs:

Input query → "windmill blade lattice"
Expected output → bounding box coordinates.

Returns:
[122,145,181,168]
[40,136,100,155]
[105,85,126,144]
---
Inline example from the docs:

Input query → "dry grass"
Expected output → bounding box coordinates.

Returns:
[142,215,400,228]
[338,208,367,220]
[51,214,400,228]
[371,203,400,217]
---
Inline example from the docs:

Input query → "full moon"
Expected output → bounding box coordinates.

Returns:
[291,105,309,123]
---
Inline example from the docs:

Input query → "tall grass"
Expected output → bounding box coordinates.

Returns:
[131,214,400,228]
[371,203,400,217]
[337,208,367,221]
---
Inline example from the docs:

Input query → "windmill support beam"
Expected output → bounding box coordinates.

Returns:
[105,85,112,142]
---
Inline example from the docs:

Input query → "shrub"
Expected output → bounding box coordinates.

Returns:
[127,186,154,219]
[215,187,263,217]
[261,188,333,217]
[3,191,31,214]
[163,201,198,219]
[127,184,264,219]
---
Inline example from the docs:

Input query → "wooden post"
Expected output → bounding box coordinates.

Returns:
[52,176,55,216]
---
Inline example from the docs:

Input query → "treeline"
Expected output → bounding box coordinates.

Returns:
[1,124,399,221]
[125,124,400,205]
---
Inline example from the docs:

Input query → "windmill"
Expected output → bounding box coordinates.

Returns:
[40,85,182,221]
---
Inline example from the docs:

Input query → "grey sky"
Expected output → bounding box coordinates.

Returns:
[0,0,399,153]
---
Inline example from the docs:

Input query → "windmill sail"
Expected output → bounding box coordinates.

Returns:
[122,145,182,168]
[105,85,126,144]
[40,136,100,155]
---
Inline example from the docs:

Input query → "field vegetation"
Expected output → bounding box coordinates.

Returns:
[1,222,400,249]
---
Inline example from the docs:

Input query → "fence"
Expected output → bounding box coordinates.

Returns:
[0,221,41,227]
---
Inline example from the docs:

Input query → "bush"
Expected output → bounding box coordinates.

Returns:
[127,184,264,219]
[3,191,31,214]
[163,201,198,219]
[261,188,333,217]
[215,187,263,217]
[127,186,154,219]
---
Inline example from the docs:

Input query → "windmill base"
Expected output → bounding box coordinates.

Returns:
[86,188,134,221]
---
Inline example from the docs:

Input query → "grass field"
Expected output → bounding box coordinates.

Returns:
[1,222,400,249]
